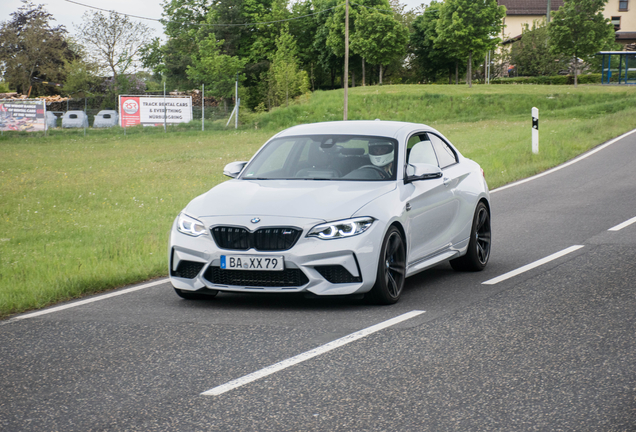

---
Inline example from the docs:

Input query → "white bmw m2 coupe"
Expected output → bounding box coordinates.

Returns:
[169,121,491,304]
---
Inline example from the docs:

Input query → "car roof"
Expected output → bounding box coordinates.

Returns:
[275,121,433,139]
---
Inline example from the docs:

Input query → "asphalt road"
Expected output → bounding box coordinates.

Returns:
[2,131,636,431]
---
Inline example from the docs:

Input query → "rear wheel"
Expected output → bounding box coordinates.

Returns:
[450,201,491,271]
[173,287,218,300]
[367,226,406,305]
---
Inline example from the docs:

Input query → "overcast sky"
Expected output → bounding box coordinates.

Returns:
[1,0,431,41]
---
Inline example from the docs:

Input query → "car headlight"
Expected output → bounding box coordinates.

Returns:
[307,217,374,240]
[177,213,207,237]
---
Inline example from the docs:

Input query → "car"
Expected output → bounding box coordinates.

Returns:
[93,110,119,128]
[168,120,491,304]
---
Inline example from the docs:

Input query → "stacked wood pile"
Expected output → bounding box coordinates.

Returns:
[0,93,69,103]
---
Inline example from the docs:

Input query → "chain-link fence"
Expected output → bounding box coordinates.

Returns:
[1,90,241,137]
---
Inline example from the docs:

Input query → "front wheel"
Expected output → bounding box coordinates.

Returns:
[450,201,491,272]
[367,226,406,305]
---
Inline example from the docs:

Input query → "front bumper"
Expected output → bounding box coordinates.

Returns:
[168,215,384,296]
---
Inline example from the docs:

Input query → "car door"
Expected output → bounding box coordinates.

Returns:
[404,133,459,264]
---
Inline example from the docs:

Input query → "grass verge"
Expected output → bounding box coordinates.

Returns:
[1,84,636,318]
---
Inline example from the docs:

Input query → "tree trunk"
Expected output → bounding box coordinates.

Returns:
[449,67,452,84]
[379,64,383,85]
[352,71,355,88]
[331,68,335,89]
[362,58,366,86]
[455,60,459,85]
[285,69,289,107]
[310,62,315,92]
[467,51,472,88]
[573,55,578,87]
[223,99,228,113]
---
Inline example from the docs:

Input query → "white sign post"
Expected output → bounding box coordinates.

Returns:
[532,107,539,154]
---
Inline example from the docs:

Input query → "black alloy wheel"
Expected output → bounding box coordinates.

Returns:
[450,201,491,271]
[368,226,406,305]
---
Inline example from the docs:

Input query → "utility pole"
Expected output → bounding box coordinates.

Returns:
[343,0,349,121]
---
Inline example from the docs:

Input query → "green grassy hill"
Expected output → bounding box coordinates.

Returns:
[251,84,636,129]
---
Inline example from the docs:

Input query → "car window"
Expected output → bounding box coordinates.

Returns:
[429,134,457,168]
[248,139,296,176]
[407,133,438,167]
[241,135,398,181]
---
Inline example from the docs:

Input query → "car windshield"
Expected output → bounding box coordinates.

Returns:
[240,135,398,181]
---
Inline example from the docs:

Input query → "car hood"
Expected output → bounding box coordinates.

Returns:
[185,180,396,221]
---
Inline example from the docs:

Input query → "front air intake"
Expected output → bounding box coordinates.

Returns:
[204,266,309,288]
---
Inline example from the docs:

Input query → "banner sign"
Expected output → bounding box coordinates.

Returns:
[0,100,46,132]
[119,96,192,127]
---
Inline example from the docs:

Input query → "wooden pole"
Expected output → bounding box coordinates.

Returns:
[343,0,349,120]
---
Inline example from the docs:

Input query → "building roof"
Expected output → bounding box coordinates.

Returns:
[616,32,636,40]
[499,0,564,15]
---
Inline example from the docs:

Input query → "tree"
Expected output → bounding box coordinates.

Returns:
[410,1,463,83]
[312,0,344,89]
[510,21,565,76]
[186,33,248,111]
[436,0,505,87]
[74,11,153,82]
[350,9,409,84]
[62,58,100,97]
[267,26,310,107]
[0,1,74,95]
[140,0,210,90]
[549,0,615,86]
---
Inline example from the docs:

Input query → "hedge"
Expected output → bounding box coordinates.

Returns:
[491,74,602,85]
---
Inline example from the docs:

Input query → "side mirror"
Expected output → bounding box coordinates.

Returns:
[223,161,248,178]
[404,163,443,184]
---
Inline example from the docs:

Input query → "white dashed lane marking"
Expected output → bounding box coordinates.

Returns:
[482,245,585,286]
[201,310,426,396]
[608,216,636,232]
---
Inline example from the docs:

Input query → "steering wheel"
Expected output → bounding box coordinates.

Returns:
[355,165,389,179]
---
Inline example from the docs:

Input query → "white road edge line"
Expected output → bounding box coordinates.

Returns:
[3,278,169,325]
[491,128,636,194]
[482,245,584,286]
[608,216,636,232]
[201,310,426,397]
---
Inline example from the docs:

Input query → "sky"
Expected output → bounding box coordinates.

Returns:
[1,0,431,41]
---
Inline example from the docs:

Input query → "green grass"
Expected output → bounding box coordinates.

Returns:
[2,84,636,318]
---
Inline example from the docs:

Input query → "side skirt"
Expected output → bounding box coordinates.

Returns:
[405,237,470,278]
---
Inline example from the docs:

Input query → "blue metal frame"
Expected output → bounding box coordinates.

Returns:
[598,51,636,85]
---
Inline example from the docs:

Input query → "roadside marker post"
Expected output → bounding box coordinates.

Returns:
[532,107,539,154]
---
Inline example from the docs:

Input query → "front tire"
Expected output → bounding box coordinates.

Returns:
[173,287,218,300]
[450,201,491,272]
[367,226,406,305]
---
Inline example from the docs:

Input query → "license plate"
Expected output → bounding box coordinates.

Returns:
[220,255,284,271]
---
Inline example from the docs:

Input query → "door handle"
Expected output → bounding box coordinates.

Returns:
[406,202,411,211]
[443,177,451,186]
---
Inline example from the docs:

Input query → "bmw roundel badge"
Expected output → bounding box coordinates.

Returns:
[251,217,261,224]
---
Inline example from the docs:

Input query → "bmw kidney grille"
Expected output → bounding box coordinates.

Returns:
[211,226,302,251]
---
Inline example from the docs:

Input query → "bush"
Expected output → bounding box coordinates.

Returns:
[491,74,602,85]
